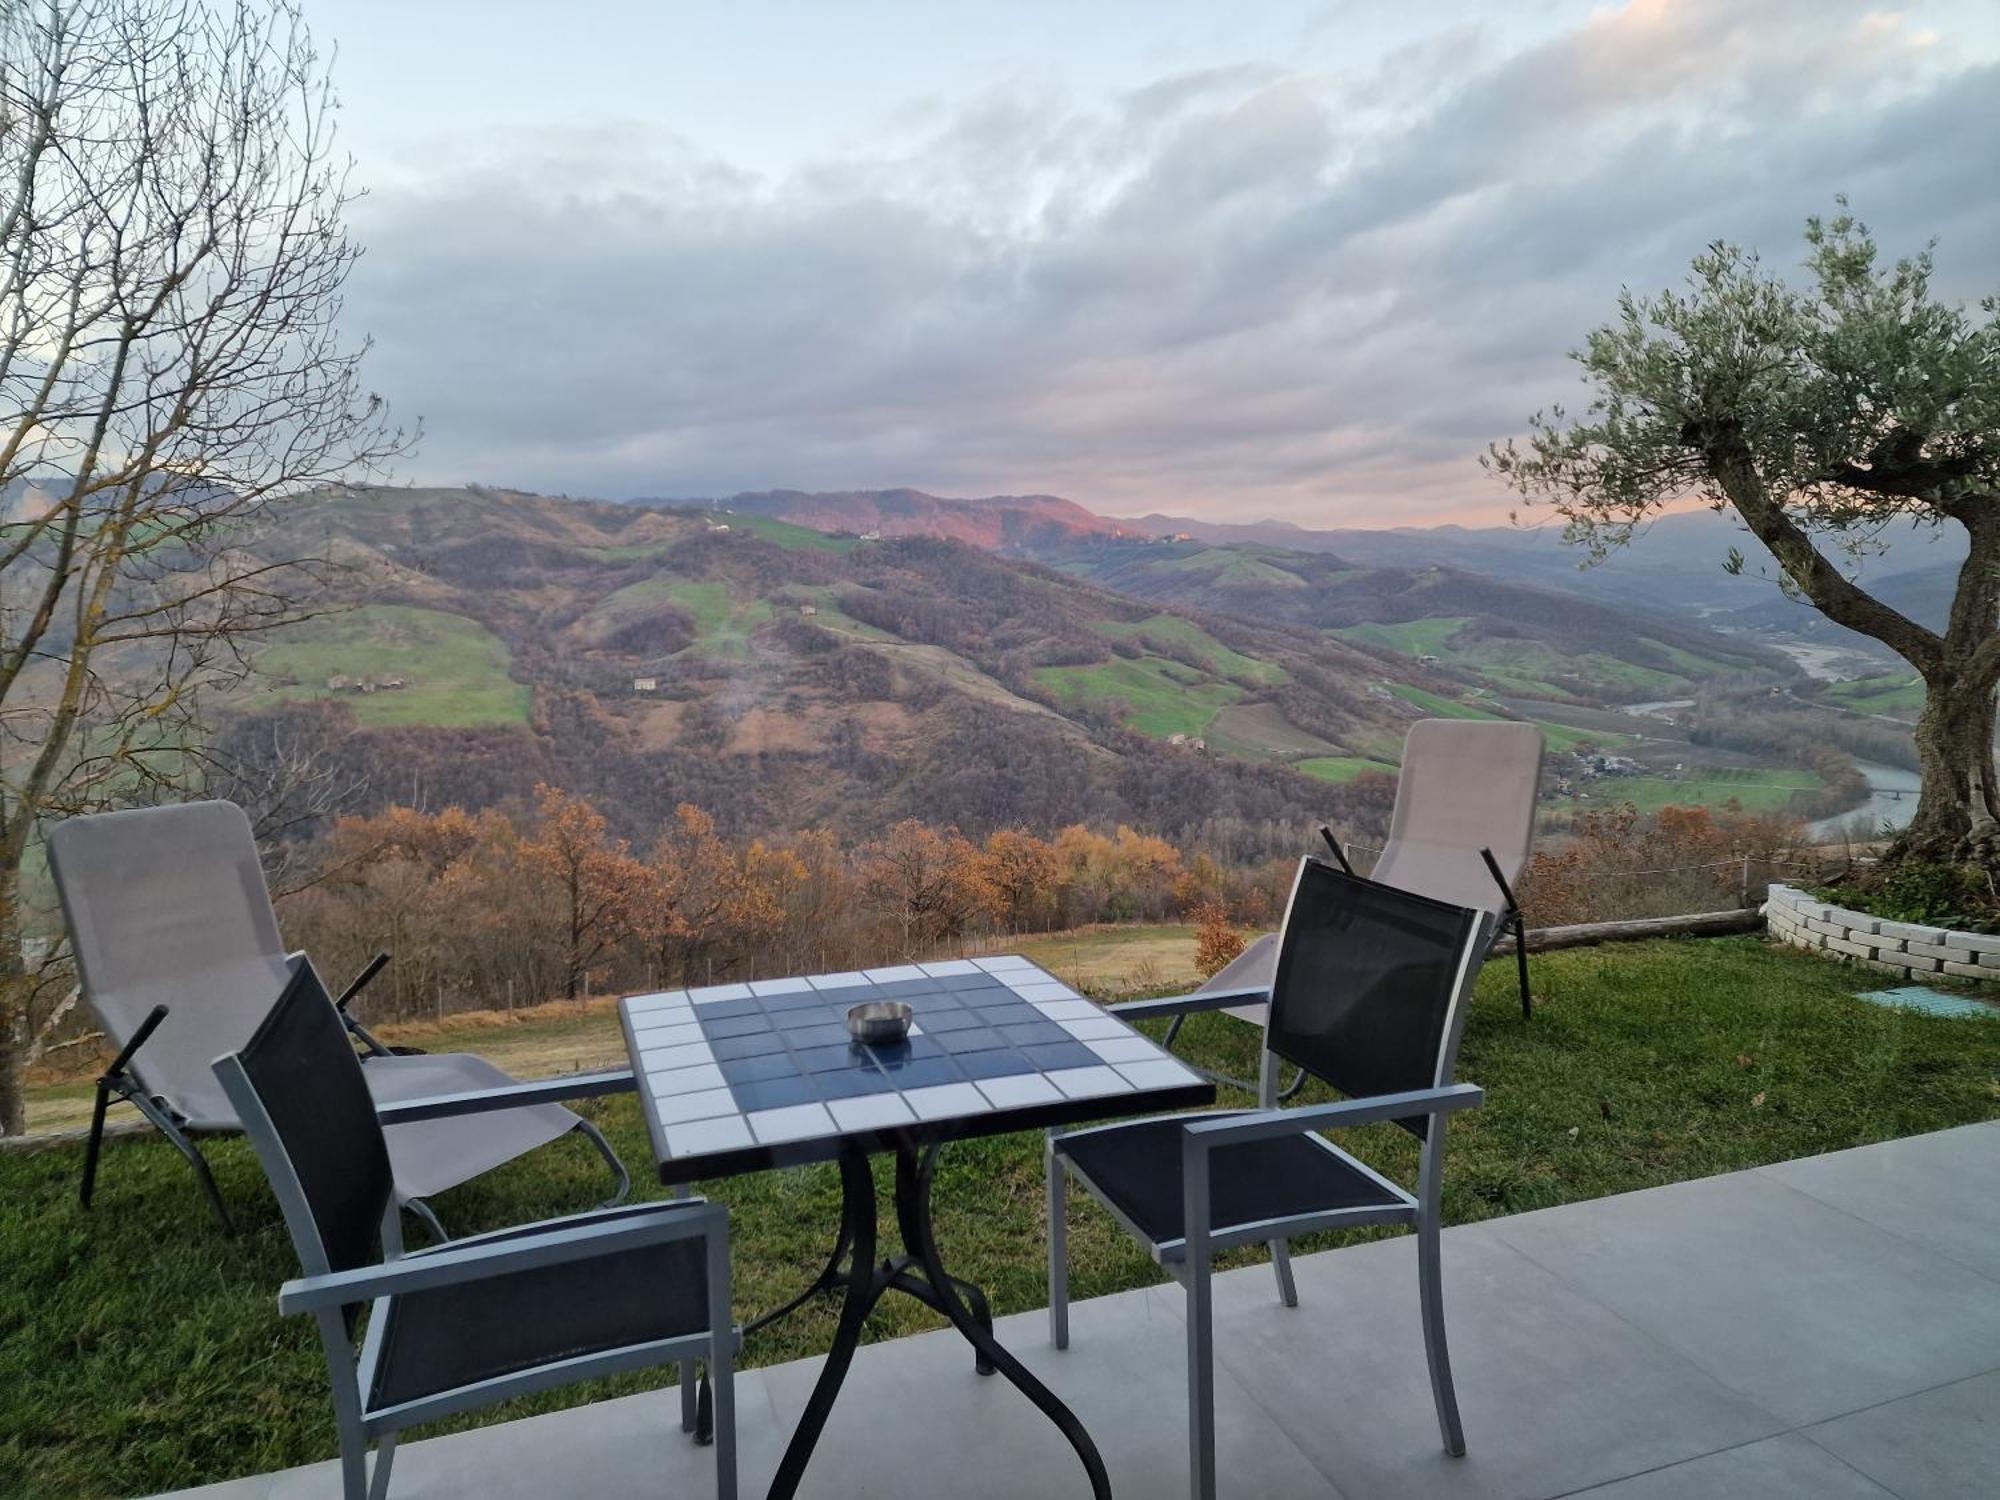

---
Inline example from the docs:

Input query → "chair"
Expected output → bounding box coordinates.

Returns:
[1181,717,1544,1045]
[46,800,629,1237]
[215,960,735,1500]
[1047,859,1492,1500]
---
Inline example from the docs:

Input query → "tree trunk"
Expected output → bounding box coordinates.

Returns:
[0,863,26,1135]
[1897,665,2000,862]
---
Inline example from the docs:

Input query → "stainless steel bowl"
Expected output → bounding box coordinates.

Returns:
[845,1000,913,1044]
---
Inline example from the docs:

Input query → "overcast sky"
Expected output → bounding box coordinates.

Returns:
[311,0,2000,526]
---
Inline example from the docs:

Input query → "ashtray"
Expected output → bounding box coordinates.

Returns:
[845,1000,913,1044]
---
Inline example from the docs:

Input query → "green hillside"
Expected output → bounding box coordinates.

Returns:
[253,605,530,727]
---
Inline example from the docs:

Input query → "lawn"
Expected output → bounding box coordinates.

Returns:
[1033,657,1245,739]
[251,605,531,728]
[5,935,1998,1498]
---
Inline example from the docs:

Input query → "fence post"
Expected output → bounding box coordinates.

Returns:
[1740,856,1751,909]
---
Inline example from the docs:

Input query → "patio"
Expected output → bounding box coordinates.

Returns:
[156,1120,2000,1500]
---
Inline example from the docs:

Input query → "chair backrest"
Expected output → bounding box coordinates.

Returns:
[1370,719,1544,914]
[1265,857,1492,1135]
[213,959,394,1278]
[46,801,292,1123]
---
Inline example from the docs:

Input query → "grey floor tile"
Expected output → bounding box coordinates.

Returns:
[1561,1434,1896,1498]
[153,1371,785,1500]
[1487,1167,2000,1426]
[1807,1369,2000,1500]
[1759,1122,2000,1282]
[757,1282,1345,1498]
[1190,1225,1786,1500]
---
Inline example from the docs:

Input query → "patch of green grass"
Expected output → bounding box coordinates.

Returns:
[1824,674,1926,717]
[253,605,531,728]
[1381,681,1506,721]
[1335,617,1472,657]
[3,936,1995,1498]
[585,578,773,659]
[727,515,857,552]
[1033,657,1245,739]
[1565,767,1823,815]
[1296,755,1398,784]
[1091,615,1288,685]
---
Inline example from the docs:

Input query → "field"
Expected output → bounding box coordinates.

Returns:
[1033,657,1245,739]
[1824,674,1926,719]
[1335,616,1471,657]
[1090,615,1288,685]
[1563,766,1824,816]
[5,933,1998,1498]
[1296,755,1398,784]
[252,605,531,728]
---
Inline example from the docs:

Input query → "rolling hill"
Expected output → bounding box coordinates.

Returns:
[224,486,1639,852]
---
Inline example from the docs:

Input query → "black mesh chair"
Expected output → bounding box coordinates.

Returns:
[213,961,736,1500]
[1046,859,1491,1500]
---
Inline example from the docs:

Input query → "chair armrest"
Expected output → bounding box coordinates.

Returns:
[1181,1083,1484,1152]
[1109,986,1271,1021]
[373,1068,637,1125]
[279,1196,721,1315]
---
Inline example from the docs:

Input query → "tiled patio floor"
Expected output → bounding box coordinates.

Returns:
[156,1121,2000,1499]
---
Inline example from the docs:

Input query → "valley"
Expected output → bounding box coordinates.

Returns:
[210,483,1883,853]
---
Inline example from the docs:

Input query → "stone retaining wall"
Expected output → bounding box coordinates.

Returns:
[1765,883,2000,983]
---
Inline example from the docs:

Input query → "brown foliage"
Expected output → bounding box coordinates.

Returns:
[1192,901,1247,978]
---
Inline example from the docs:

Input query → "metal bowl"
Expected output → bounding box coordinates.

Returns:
[845,999,913,1044]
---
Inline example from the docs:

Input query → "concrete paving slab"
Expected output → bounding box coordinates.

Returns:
[1190,1225,1787,1500]
[755,1282,1344,1499]
[1558,1434,1896,1498]
[1486,1166,2000,1426]
[1806,1370,2000,1500]
[1758,1122,2000,1282]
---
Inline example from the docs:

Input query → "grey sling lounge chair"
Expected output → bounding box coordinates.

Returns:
[47,800,629,1237]
[1047,859,1492,1500]
[216,960,735,1500]
[1184,718,1544,1048]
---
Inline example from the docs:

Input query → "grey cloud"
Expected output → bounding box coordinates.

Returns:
[342,0,2000,524]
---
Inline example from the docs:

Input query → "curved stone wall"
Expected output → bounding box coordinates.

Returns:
[1765,883,2000,983]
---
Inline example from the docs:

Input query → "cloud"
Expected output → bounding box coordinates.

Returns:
[342,0,2000,525]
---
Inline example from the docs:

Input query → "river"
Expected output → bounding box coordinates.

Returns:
[1809,760,1921,839]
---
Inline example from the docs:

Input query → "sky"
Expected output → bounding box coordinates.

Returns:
[309,0,2000,526]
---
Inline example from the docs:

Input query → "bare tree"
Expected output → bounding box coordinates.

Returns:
[0,0,407,1132]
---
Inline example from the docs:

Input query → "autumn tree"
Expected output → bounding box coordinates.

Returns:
[1490,206,2000,868]
[0,0,407,1129]
[1191,899,1246,979]
[980,828,1060,932]
[860,819,997,953]
[519,785,646,999]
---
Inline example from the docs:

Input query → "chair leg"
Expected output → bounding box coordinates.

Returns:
[1514,912,1532,1020]
[1186,1253,1217,1500]
[367,1433,398,1500]
[79,1077,113,1210]
[1269,1239,1298,1308]
[576,1119,631,1207]
[1047,1136,1070,1350]
[129,1092,235,1233]
[337,1426,369,1500]
[679,1361,699,1434]
[1418,1208,1466,1457]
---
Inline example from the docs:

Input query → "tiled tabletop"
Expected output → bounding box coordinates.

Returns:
[617,955,1214,1181]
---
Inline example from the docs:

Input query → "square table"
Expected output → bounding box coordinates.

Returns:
[617,954,1216,1500]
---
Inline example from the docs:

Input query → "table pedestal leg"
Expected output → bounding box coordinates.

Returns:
[765,1143,1113,1500]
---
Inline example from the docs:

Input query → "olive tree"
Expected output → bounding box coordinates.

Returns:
[0,0,405,1132]
[1489,206,2000,867]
